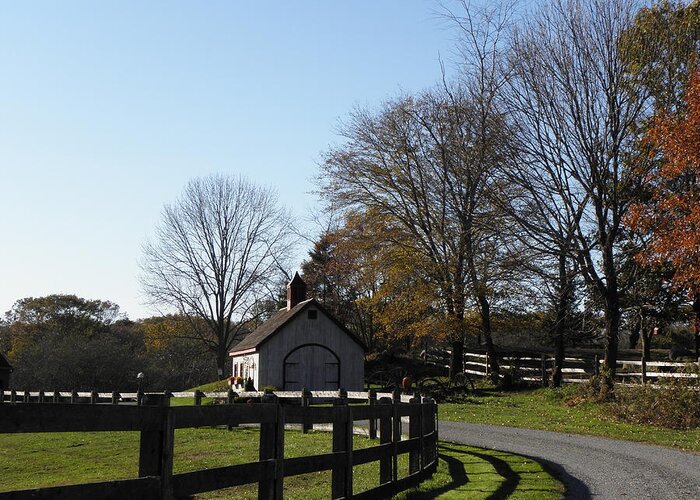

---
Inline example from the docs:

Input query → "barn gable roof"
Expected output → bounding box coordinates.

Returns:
[0,352,13,372]
[229,298,365,356]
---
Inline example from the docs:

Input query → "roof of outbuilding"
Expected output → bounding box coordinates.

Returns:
[229,298,365,355]
[0,352,13,371]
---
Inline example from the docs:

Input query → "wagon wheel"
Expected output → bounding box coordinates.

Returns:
[451,372,475,392]
[418,377,447,397]
[368,370,398,391]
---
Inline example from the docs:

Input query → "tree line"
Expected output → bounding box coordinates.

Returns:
[0,295,218,391]
[307,0,700,387]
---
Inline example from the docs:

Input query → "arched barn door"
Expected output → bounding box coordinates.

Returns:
[283,344,340,391]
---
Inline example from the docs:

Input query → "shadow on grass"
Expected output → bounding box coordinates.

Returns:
[464,448,518,500]
[401,448,469,499]
[402,443,582,499]
[532,457,592,500]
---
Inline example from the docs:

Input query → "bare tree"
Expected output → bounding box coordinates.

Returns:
[321,82,514,378]
[141,174,294,378]
[495,154,586,387]
[503,0,652,382]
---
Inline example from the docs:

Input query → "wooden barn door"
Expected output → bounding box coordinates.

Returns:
[283,344,340,391]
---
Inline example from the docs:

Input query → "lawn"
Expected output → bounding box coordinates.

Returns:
[396,442,563,500]
[440,386,700,453]
[0,425,563,499]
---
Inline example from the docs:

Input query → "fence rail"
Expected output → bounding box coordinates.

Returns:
[0,390,437,499]
[0,388,417,405]
[426,348,700,386]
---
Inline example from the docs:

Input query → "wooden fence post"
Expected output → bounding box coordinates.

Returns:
[408,395,421,475]
[485,352,490,377]
[138,394,174,500]
[541,354,548,387]
[332,396,353,499]
[70,389,78,404]
[194,390,204,406]
[379,396,393,485]
[227,389,238,431]
[259,392,284,500]
[336,387,348,406]
[391,389,401,483]
[24,390,30,403]
[594,354,600,377]
[10,389,16,404]
[38,390,45,403]
[368,388,377,439]
[421,397,437,472]
[301,388,311,434]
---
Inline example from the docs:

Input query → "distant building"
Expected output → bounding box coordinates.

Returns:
[0,352,13,391]
[229,273,365,391]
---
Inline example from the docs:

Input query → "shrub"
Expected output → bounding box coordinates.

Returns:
[569,365,615,404]
[607,381,700,429]
[497,362,534,390]
[543,384,578,403]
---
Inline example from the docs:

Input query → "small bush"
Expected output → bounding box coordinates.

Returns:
[607,381,700,429]
[543,384,578,403]
[498,364,529,390]
[570,368,614,403]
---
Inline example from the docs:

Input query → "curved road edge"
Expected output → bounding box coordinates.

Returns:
[437,421,700,500]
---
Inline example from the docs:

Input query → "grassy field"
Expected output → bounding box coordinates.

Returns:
[0,425,563,499]
[440,386,700,453]
[396,442,563,500]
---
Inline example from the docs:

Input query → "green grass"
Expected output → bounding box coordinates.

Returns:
[189,380,230,393]
[397,442,563,500]
[0,426,563,499]
[440,387,700,452]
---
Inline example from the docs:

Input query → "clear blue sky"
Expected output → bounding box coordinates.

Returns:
[0,1,464,320]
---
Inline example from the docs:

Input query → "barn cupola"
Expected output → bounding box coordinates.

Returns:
[287,272,307,310]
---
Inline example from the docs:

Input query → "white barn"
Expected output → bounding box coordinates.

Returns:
[229,273,365,391]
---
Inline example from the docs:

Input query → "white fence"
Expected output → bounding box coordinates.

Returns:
[426,349,700,385]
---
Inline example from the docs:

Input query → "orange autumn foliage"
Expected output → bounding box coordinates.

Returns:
[628,69,700,292]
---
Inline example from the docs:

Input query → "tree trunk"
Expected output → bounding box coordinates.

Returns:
[628,315,641,350]
[640,315,648,385]
[603,296,620,384]
[642,322,652,362]
[552,334,565,388]
[449,340,464,381]
[551,253,568,388]
[601,241,621,386]
[694,293,700,360]
[478,295,500,377]
[216,346,227,380]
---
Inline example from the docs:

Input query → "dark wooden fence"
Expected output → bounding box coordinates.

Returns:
[0,391,438,499]
[0,389,417,406]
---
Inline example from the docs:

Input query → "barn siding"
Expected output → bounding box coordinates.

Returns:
[230,353,260,390]
[258,308,364,391]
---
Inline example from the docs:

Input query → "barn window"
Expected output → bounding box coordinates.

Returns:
[307,309,318,319]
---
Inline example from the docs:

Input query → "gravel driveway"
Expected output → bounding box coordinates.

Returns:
[438,421,700,499]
